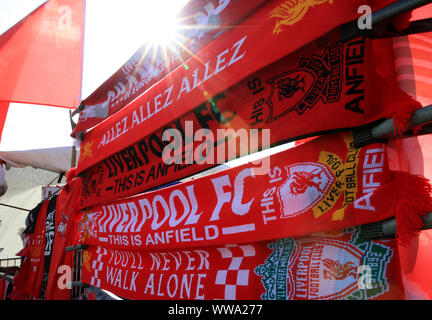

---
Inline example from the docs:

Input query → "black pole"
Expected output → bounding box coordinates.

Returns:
[371,104,432,140]
[341,0,432,42]
[0,203,30,212]
[371,0,432,26]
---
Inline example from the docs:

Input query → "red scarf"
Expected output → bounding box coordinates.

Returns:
[76,0,395,174]
[81,227,405,300]
[78,29,421,208]
[44,177,83,300]
[10,200,49,299]
[0,278,8,300]
[72,0,267,136]
[78,132,432,251]
[74,0,409,139]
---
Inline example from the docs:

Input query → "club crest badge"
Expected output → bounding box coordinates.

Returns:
[57,213,68,239]
[80,164,104,206]
[80,210,101,241]
[80,141,94,160]
[255,229,393,300]
[277,162,334,218]
[265,42,342,123]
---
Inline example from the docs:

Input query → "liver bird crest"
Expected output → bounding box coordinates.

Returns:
[268,0,334,34]
[322,258,357,280]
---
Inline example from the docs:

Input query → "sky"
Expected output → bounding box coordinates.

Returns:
[81,0,188,99]
[0,0,187,151]
[0,0,45,35]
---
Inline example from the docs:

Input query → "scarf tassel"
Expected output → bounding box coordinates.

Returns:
[393,170,432,245]
[381,75,423,134]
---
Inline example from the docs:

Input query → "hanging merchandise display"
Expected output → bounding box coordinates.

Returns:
[39,195,57,299]
[77,28,421,209]
[76,0,408,174]
[44,176,83,300]
[9,200,49,299]
[78,132,432,252]
[4,0,432,302]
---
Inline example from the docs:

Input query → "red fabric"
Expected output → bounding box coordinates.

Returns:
[76,0,397,174]
[10,200,49,299]
[295,137,318,146]
[78,31,421,209]
[0,278,6,300]
[388,4,432,300]
[66,167,78,183]
[81,228,404,300]
[45,178,82,300]
[78,132,432,251]
[72,0,266,136]
[0,0,85,108]
[0,102,9,142]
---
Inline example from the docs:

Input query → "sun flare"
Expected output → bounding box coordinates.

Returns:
[126,0,189,47]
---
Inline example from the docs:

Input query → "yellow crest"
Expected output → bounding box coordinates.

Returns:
[268,0,334,34]
[82,250,92,273]
[80,210,91,242]
[80,141,94,160]
[312,133,359,221]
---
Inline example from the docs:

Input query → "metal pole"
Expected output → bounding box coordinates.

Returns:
[361,212,432,240]
[0,203,30,212]
[371,0,432,26]
[371,104,432,140]
[341,0,432,42]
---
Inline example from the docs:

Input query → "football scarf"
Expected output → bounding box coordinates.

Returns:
[11,200,49,299]
[39,195,57,299]
[81,227,405,300]
[22,200,45,235]
[0,278,8,300]
[72,0,267,136]
[78,132,432,251]
[76,0,399,174]
[78,30,422,209]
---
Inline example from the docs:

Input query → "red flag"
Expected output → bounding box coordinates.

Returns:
[0,102,9,143]
[389,4,432,182]
[388,4,432,300]
[0,0,85,108]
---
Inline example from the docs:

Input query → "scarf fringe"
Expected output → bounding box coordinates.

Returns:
[380,76,423,135]
[393,171,432,245]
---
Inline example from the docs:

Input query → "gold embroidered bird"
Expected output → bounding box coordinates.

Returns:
[80,141,94,160]
[268,0,334,34]
[322,258,357,280]
[289,170,323,196]
[83,251,92,273]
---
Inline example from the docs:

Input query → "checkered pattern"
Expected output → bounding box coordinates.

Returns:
[90,246,107,287]
[215,244,256,300]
